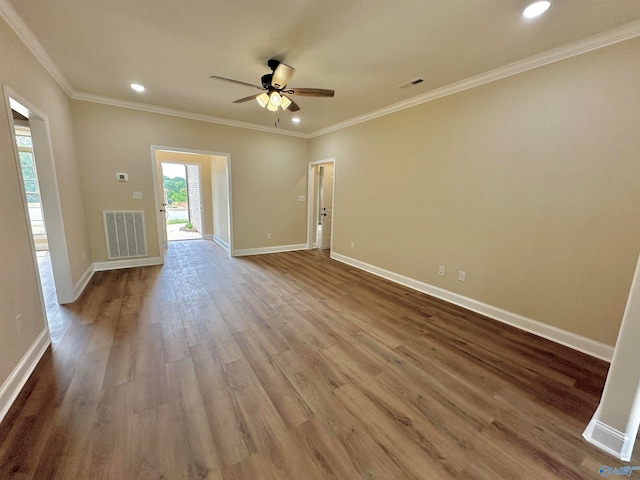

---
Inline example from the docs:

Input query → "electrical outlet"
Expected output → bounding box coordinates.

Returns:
[350,242,355,249]
[15,314,22,335]
[267,233,272,239]
[298,195,305,202]
[133,191,142,199]
[438,266,446,276]
[458,270,466,281]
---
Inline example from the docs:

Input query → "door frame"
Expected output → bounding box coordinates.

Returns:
[4,86,75,305]
[306,158,335,250]
[150,145,234,262]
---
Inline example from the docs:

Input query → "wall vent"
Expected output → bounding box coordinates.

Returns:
[103,210,147,259]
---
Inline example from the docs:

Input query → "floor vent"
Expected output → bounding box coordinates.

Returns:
[103,210,147,259]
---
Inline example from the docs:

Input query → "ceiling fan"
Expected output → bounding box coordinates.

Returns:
[210,59,334,112]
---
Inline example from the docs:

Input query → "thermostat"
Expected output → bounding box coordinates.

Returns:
[117,173,128,182]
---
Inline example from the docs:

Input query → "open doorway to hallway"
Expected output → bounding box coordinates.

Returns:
[307,159,335,251]
[6,91,79,349]
[161,162,203,241]
[12,116,61,336]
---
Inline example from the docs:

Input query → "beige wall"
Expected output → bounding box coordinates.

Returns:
[155,150,214,238]
[71,101,309,261]
[211,155,230,246]
[310,37,640,346]
[0,17,91,387]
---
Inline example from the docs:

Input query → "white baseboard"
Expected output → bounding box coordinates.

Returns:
[583,413,632,461]
[331,252,614,362]
[0,328,50,424]
[93,256,163,271]
[232,244,307,257]
[72,263,95,301]
[213,235,230,251]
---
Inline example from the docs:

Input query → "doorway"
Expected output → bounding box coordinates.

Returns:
[307,159,335,250]
[151,146,233,261]
[5,89,75,305]
[161,162,203,242]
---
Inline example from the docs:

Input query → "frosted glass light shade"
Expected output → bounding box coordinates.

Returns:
[280,95,292,110]
[269,91,282,106]
[256,92,270,107]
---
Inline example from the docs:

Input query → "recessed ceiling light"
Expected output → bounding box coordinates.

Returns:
[523,1,550,19]
[291,117,301,124]
[130,83,146,93]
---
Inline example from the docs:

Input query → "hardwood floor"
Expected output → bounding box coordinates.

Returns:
[1,240,637,479]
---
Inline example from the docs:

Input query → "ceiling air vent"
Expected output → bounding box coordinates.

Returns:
[399,78,424,89]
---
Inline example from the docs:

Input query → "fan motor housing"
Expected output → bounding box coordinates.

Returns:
[261,74,273,90]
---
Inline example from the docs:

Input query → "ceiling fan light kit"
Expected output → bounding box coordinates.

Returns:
[211,58,335,114]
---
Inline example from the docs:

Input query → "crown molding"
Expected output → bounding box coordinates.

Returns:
[0,0,74,96]
[310,18,640,138]
[71,92,310,139]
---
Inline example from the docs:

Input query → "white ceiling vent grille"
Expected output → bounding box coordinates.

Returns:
[103,210,147,259]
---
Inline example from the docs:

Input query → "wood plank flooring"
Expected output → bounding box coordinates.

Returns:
[1,240,637,479]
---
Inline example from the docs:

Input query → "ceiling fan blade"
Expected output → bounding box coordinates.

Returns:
[271,63,295,89]
[287,99,301,112]
[233,94,260,103]
[210,75,263,89]
[288,88,335,97]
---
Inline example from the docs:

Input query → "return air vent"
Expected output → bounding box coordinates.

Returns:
[103,210,147,259]
[399,78,424,89]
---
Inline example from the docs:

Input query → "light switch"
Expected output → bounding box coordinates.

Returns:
[133,191,142,199]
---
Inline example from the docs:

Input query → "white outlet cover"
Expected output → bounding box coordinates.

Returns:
[133,191,142,199]
[298,195,306,202]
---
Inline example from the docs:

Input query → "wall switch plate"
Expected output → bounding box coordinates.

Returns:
[117,172,128,182]
[133,191,142,199]
[350,242,355,249]
[298,195,305,202]
[267,233,272,239]
[458,270,466,281]
[438,266,446,276]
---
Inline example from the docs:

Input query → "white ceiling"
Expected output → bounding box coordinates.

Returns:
[6,0,640,134]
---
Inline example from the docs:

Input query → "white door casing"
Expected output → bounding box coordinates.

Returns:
[307,158,336,251]
[320,164,334,249]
